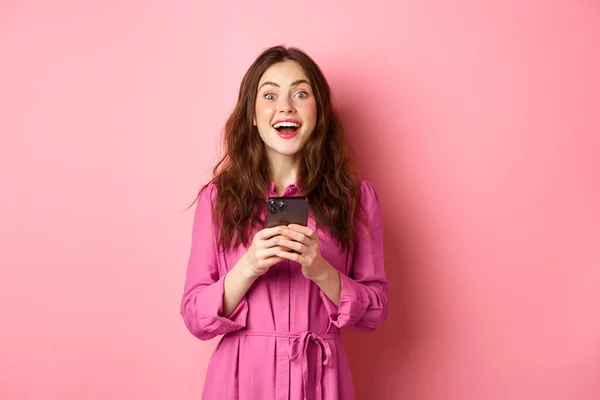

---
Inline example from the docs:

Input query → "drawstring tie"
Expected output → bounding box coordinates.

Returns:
[230,330,339,400]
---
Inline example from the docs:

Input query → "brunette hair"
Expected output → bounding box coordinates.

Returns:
[200,45,362,251]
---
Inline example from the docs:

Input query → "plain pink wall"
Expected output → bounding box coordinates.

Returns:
[1,1,599,399]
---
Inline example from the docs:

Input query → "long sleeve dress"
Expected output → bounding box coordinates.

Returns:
[180,180,388,400]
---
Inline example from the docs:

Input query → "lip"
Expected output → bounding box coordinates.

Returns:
[273,126,301,139]
[272,118,302,140]
[272,118,301,126]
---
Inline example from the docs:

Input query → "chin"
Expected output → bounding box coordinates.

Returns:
[267,143,304,157]
[277,147,303,156]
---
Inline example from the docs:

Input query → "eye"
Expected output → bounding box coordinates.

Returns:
[295,91,309,99]
[264,93,276,100]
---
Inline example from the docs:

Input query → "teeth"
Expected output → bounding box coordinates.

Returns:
[273,121,300,129]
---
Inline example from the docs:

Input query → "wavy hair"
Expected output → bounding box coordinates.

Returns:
[200,45,362,251]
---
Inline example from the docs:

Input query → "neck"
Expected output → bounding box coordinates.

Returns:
[266,152,300,196]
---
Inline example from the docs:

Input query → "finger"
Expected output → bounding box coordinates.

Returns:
[287,224,317,240]
[256,246,286,259]
[257,226,285,241]
[257,235,287,249]
[277,250,304,263]
[258,256,284,269]
[279,227,309,244]
[276,238,308,253]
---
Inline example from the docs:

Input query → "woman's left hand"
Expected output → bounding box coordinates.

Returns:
[275,224,332,282]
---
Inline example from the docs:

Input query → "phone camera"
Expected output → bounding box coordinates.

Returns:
[268,199,286,214]
[268,199,277,214]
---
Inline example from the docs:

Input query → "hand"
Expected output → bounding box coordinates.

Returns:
[275,224,333,282]
[242,226,287,279]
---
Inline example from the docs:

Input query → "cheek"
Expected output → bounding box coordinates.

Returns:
[304,102,318,125]
[255,103,275,122]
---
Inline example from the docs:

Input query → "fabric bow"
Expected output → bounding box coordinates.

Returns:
[289,331,334,400]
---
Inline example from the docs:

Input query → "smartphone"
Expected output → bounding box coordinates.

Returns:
[265,196,309,228]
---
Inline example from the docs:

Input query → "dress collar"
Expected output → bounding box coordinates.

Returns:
[268,180,299,196]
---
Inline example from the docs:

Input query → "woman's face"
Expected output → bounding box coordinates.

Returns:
[254,60,317,159]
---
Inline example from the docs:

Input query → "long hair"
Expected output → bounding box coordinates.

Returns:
[201,45,362,251]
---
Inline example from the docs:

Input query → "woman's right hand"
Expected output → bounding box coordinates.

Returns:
[241,226,286,279]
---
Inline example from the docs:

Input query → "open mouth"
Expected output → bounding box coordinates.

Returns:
[272,121,301,136]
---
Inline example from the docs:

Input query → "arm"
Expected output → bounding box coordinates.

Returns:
[319,180,389,332]
[180,185,249,340]
[222,253,258,317]
[313,266,342,307]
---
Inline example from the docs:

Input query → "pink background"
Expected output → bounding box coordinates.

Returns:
[1,1,599,399]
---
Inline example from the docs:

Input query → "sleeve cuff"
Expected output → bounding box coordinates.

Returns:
[183,275,248,338]
[319,271,369,329]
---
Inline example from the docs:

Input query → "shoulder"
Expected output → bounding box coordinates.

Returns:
[199,182,218,197]
[356,180,383,234]
[359,179,381,207]
[196,183,218,211]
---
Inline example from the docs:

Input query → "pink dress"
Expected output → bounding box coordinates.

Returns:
[180,180,388,400]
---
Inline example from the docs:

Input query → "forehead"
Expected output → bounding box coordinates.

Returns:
[258,60,310,85]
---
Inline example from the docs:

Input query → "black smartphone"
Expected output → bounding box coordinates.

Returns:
[265,196,309,228]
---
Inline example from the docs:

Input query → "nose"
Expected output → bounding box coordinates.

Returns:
[277,96,295,113]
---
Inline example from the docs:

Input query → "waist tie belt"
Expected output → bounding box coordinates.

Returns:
[230,330,340,400]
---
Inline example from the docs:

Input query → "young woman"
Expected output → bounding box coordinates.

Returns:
[180,45,388,400]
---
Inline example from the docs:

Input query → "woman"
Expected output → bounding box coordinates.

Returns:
[180,45,388,400]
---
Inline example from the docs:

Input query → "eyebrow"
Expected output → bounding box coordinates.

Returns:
[258,79,311,90]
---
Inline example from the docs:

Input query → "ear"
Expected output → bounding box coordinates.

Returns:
[253,118,257,126]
